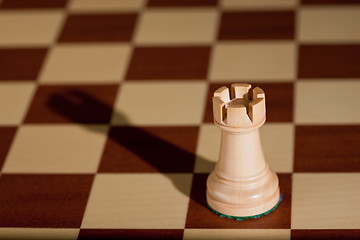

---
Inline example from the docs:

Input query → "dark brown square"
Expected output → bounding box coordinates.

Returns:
[218,11,295,40]
[24,84,118,123]
[126,47,211,80]
[203,83,293,123]
[294,126,360,172]
[58,14,137,42]
[0,174,93,228]
[0,48,47,80]
[0,127,17,170]
[298,45,360,78]
[0,0,67,8]
[185,173,291,228]
[291,230,360,240]
[99,126,199,173]
[78,229,184,240]
[148,0,218,7]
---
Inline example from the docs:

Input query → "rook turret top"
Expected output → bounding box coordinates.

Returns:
[213,83,266,131]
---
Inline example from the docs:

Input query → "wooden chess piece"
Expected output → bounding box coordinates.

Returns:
[206,83,281,219]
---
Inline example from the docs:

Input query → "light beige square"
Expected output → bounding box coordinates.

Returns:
[184,229,290,240]
[0,82,36,125]
[195,123,293,173]
[81,173,192,229]
[210,42,296,81]
[299,7,360,43]
[3,125,108,173]
[292,173,360,229]
[70,0,145,12]
[135,9,218,44]
[112,81,207,126]
[0,228,78,240]
[40,44,131,83]
[221,0,297,10]
[295,81,360,124]
[0,11,64,46]
[194,124,220,173]
[260,123,294,172]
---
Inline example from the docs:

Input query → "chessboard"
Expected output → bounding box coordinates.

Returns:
[0,0,360,239]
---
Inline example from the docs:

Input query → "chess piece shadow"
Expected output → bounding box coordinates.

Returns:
[48,90,214,209]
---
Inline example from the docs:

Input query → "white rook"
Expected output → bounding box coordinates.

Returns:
[206,83,281,219]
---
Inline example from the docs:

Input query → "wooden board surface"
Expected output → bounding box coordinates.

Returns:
[0,0,360,239]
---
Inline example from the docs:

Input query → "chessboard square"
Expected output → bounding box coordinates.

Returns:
[0,0,68,8]
[218,11,295,40]
[0,48,47,80]
[291,229,360,240]
[0,82,36,125]
[184,229,290,240]
[0,174,93,227]
[40,44,130,83]
[135,9,217,44]
[58,14,137,42]
[99,126,198,173]
[299,7,360,42]
[261,123,294,173]
[126,47,210,80]
[3,125,108,173]
[185,174,291,229]
[203,83,294,123]
[0,127,17,171]
[194,124,220,173]
[292,173,360,229]
[70,0,145,12]
[210,42,295,81]
[301,0,359,3]
[301,0,360,4]
[253,82,294,122]
[148,0,218,7]
[0,11,64,46]
[221,0,297,10]
[112,81,207,125]
[0,228,79,240]
[81,173,192,229]
[25,84,118,123]
[78,229,183,240]
[295,81,360,124]
[298,45,360,78]
[294,126,360,172]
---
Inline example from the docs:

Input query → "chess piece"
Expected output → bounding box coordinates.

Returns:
[206,83,280,219]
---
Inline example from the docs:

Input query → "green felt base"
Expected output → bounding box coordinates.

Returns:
[207,194,282,221]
